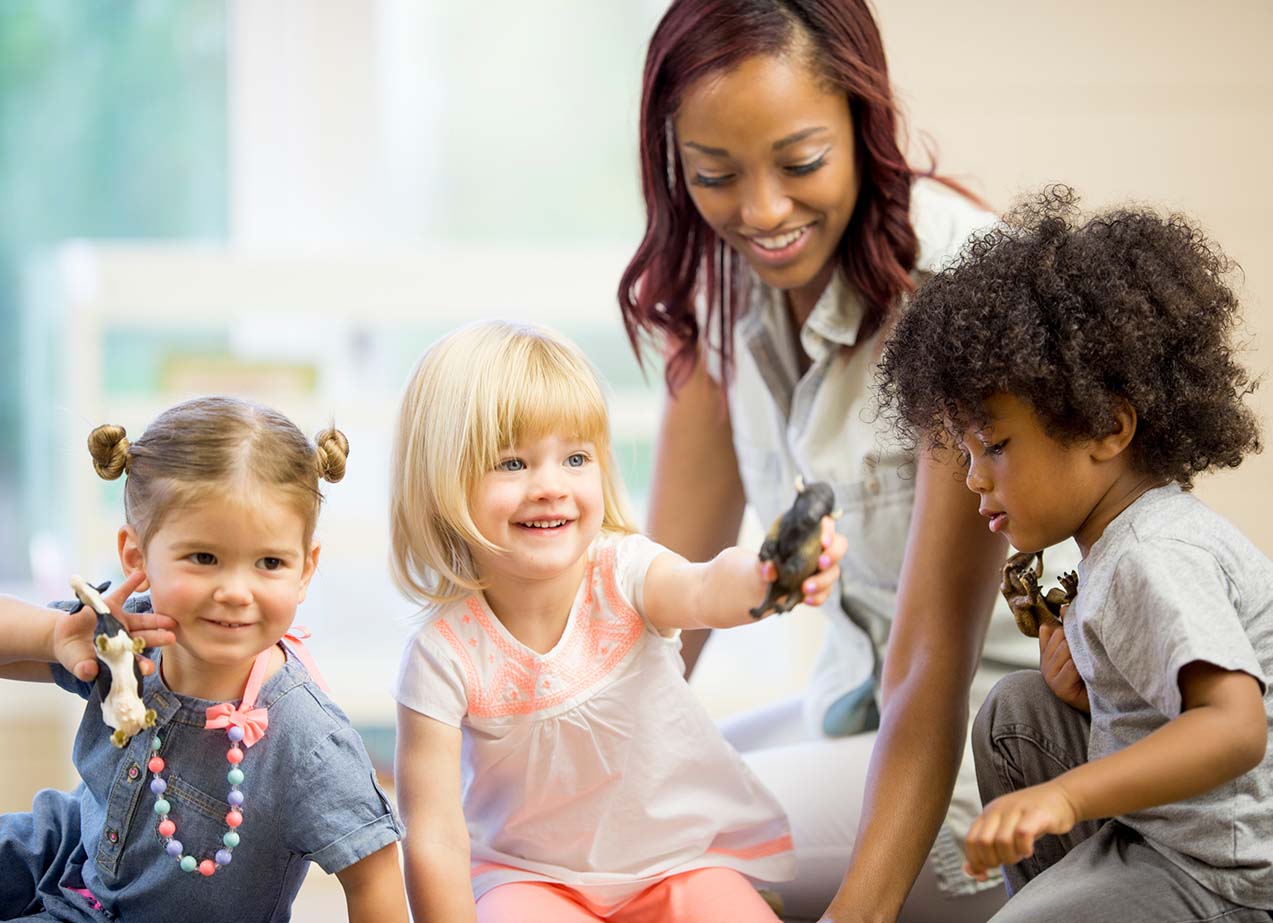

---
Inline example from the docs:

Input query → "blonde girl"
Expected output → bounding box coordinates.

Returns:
[391,320,847,923]
[0,396,407,923]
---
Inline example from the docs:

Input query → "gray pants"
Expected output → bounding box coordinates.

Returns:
[972,671,1272,923]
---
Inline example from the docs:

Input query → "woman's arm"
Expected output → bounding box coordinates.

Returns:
[646,352,747,673]
[964,661,1266,877]
[395,704,477,923]
[823,450,1007,923]
[335,842,409,923]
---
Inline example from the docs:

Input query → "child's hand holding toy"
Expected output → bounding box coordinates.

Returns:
[55,570,176,682]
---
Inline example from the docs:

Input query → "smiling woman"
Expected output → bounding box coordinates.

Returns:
[616,2,1064,922]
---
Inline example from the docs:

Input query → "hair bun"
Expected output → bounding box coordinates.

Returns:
[88,424,129,480]
[314,427,350,483]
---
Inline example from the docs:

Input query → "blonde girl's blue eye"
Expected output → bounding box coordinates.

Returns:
[565,452,589,468]
[497,457,525,472]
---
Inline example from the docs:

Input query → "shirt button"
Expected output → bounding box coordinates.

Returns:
[106,829,119,844]
[126,764,140,781]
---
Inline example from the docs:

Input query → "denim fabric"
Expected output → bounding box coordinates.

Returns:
[973,671,1273,921]
[1,595,401,923]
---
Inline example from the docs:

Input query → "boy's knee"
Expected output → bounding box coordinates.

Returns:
[973,670,1050,747]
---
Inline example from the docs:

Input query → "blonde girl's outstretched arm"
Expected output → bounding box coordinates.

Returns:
[395,704,477,923]
[335,841,409,923]
[642,519,847,633]
[646,351,748,673]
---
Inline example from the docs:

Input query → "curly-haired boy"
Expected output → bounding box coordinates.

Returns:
[878,186,1271,921]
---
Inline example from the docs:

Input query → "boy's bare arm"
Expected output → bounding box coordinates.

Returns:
[0,573,172,682]
[1058,661,1265,820]
[0,593,60,670]
[966,660,1267,878]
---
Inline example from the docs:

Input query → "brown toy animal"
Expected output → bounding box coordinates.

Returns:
[750,478,837,618]
[1001,550,1078,638]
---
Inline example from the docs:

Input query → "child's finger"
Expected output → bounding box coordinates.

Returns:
[802,565,840,605]
[128,628,177,650]
[103,570,146,612]
[121,611,178,635]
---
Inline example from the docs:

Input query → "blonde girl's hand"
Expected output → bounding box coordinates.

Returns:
[962,781,1079,880]
[53,571,177,682]
[796,516,847,607]
[1038,614,1089,713]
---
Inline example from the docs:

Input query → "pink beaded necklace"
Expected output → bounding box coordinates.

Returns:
[146,646,273,878]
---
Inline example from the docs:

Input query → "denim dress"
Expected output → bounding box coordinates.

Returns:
[0,598,401,923]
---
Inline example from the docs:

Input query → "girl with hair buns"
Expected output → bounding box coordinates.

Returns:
[0,396,407,923]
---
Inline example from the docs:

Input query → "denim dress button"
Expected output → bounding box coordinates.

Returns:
[127,764,140,781]
[106,828,119,843]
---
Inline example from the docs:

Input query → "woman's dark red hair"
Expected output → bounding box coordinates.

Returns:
[619,0,940,392]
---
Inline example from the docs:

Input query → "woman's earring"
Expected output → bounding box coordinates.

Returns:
[665,121,677,193]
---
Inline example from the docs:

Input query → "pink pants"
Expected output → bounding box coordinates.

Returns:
[475,868,782,923]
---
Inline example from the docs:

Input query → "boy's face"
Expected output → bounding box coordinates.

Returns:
[958,393,1113,554]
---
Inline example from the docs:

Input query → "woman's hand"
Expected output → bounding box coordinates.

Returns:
[53,571,177,681]
[962,781,1079,880]
[1038,615,1088,713]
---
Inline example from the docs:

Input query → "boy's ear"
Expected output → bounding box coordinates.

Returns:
[117,525,151,592]
[297,541,321,604]
[1092,399,1137,462]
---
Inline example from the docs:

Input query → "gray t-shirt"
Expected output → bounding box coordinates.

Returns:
[1068,483,1273,908]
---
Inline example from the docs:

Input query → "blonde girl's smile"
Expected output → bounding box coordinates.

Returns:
[469,433,605,587]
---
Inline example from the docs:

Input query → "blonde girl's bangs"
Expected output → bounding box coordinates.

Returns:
[471,340,611,467]
[389,321,638,607]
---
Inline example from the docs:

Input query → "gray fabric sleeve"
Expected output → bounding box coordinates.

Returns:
[1101,540,1266,717]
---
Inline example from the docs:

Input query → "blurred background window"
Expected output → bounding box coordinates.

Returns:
[0,0,227,579]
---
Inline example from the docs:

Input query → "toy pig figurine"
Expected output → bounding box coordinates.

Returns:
[69,575,158,747]
[749,478,838,618]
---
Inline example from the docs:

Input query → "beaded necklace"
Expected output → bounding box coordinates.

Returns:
[146,646,274,878]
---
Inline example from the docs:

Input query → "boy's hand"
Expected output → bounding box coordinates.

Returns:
[1039,615,1089,713]
[760,516,847,607]
[53,572,177,681]
[963,781,1079,880]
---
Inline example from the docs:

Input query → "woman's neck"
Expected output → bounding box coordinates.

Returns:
[786,258,837,329]
[159,644,283,702]
[481,555,588,655]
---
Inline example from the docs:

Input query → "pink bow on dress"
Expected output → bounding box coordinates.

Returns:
[205,702,270,747]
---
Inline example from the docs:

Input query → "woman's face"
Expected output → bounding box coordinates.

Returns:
[675,52,859,308]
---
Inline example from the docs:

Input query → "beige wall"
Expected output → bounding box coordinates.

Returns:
[876,0,1273,552]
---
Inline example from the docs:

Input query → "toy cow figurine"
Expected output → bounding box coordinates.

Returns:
[1000,550,1078,638]
[69,575,157,747]
[750,477,838,618]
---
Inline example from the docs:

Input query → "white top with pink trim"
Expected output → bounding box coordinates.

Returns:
[393,531,794,908]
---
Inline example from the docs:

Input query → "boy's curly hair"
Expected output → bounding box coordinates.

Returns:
[876,185,1261,487]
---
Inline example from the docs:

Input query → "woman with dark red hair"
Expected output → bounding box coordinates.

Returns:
[619,2,1076,920]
